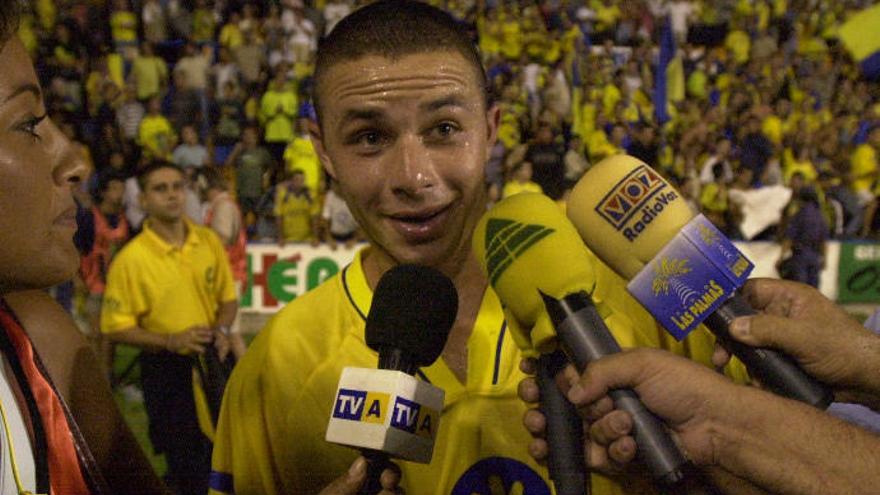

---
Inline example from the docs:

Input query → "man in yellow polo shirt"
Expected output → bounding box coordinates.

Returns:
[101,162,238,495]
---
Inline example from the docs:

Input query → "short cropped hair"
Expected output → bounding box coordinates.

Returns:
[137,161,185,190]
[312,0,488,124]
[0,1,21,46]
[92,171,127,203]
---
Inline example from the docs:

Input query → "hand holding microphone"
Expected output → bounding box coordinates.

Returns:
[567,155,832,408]
[318,457,401,495]
[563,277,880,495]
[326,265,457,494]
[718,279,880,411]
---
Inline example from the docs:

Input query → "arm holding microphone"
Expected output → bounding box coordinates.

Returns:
[714,279,880,411]
[570,349,880,495]
[524,278,880,495]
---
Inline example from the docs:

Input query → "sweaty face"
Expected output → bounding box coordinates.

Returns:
[0,39,89,292]
[140,167,186,224]
[311,52,499,275]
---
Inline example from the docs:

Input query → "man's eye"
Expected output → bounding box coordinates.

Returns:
[429,122,460,140]
[349,130,386,150]
[359,132,381,146]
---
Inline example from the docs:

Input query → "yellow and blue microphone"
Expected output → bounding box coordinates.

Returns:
[567,155,832,408]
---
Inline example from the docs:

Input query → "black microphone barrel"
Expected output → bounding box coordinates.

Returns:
[704,295,833,409]
[542,292,688,486]
[537,350,588,495]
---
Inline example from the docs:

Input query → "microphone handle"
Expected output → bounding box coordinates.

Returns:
[537,351,588,495]
[552,294,687,486]
[358,450,390,495]
[704,295,833,409]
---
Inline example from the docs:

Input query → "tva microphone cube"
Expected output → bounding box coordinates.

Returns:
[326,367,444,464]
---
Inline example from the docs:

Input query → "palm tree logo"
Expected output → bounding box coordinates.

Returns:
[698,223,719,246]
[698,222,735,263]
[652,257,698,306]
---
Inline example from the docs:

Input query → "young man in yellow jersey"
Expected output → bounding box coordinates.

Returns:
[210,2,745,494]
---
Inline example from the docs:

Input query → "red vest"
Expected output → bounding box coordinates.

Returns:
[205,196,248,284]
[79,207,129,295]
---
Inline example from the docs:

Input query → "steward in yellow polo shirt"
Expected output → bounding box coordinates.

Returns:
[102,163,237,495]
[102,220,236,338]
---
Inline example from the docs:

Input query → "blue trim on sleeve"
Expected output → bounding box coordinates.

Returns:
[861,51,880,80]
[208,471,234,493]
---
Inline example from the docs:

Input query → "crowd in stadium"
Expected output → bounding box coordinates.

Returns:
[22,0,879,285]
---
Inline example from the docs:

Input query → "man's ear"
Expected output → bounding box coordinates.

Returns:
[484,103,502,162]
[308,118,336,180]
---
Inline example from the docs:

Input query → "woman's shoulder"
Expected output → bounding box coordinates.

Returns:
[3,291,92,396]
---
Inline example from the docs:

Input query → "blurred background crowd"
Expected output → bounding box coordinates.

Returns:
[21,0,880,290]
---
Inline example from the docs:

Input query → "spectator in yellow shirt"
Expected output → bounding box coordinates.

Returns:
[499,14,522,60]
[110,0,138,55]
[129,42,168,101]
[502,161,543,198]
[700,163,730,229]
[783,144,818,184]
[762,99,792,146]
[219,11,244,50]
[259,70,298,164]
[283,117,322,196]
[592,0,621,43]
[724,24,751,66]
[274,169,318,245]
[477,10,502,59]
[192,0,216,45]
[851,125,880,205]
[138,96,176,161]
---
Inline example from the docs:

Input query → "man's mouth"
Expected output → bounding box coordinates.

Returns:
[387,204,453,242]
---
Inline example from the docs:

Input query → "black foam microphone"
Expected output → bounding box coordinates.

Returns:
[358,264,458,494]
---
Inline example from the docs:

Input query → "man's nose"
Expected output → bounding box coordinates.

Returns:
[388,134,438,198]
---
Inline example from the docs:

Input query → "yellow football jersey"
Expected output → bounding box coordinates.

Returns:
[210,248,747,494]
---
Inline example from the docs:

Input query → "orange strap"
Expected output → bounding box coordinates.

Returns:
[0,308,90,494]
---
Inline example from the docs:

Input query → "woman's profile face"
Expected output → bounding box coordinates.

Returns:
[0,39,88,292]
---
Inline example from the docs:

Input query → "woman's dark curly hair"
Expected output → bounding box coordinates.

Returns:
[0,1,21,46]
